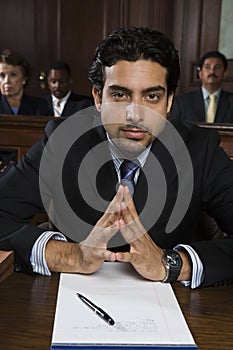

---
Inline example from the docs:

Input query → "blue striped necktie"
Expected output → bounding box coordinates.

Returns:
[120,160,139,195]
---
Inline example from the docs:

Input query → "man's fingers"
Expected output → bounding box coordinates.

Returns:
[83,224,119,248]
[102,250,117,262]
[120,203,146,242]
[122,185,138,215]
[115,252,132,263]
[96,185,124,229]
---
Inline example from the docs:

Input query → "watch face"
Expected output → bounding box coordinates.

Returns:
[167,252,182,267]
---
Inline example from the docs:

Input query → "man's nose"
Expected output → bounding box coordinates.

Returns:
[209,66,215,74]
[54,81,60,88]
[4,75,10,83]
[126,103,144,123]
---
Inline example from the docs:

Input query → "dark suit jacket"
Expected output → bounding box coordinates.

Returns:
[0,94,51,116]
[0,113,233,287]
[168,88,233,123]
[44,92,94,117]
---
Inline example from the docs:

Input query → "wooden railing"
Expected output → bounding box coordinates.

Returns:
[196,122,233,159]
[0,114,52,160]
[1,116,233,159]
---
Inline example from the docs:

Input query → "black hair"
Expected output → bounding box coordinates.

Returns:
[88,27,180,96]
[198,51,227,71]
[48,61,71,78]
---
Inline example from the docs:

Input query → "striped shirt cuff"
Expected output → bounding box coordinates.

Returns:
[175,244,204,288]
[30,231,67,275]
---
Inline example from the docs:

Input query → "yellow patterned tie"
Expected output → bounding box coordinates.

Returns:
[54,99,62,117]
[206,94,217,123]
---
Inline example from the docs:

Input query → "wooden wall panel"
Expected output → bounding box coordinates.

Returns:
[172,0,233,94]
[0,0,60,97]
[57,0,175,96]
[0,0,232,98]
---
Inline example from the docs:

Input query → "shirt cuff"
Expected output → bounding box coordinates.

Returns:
[30,231,67,275]
[175,244,204,289]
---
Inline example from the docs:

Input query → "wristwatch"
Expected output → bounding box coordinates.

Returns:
[161,249,183,283]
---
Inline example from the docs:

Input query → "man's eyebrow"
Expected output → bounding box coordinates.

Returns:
[108,85,132,94]
[108,85,166,94]
[142,86,166,94]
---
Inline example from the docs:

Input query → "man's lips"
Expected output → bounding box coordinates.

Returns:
[121,128,148,139]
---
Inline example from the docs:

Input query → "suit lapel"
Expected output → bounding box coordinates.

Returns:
[0,94,14,114]
[215,91,230,122]
[133,136,179,230]
[196,89,206,122]
[82,120,118,211]
[62,94,74,117]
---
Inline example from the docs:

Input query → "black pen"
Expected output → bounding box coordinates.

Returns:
[77,293,115,326]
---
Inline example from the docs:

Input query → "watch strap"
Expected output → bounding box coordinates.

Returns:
[161,249,182,283]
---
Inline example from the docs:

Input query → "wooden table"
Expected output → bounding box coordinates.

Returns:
[0,272,233,350]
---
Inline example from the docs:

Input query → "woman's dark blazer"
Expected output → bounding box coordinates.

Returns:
[0,94,51,116]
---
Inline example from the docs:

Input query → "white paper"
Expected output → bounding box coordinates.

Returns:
[51,262,197,348]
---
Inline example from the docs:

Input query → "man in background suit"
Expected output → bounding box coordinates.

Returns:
[168,51,233,123]
[45,61,93,117]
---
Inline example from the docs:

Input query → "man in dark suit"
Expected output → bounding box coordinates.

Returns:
[44,61,93,117]
[0,28,233,288]
[168,51,233,123]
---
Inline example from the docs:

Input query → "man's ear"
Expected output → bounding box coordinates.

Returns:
[223,70,228,80]
[197,69,203,81]
[92,87,101,112]
[167,93,174,114]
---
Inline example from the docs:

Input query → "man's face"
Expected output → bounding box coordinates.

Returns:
[198,57,226,92]
[92,60,173,157]
[47,69,72,99]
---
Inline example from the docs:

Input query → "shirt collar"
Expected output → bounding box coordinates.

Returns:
[106,132,151,171]
[201,86,221,100]
[52,90,71,104]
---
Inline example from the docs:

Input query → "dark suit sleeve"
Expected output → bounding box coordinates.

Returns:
[189,130,233,287]
[18,95,53,116]
[0,134,49,273]
[191,236,233,287]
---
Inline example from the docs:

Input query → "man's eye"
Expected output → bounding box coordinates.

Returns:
[146,93,159,101]
[112,92,127,99]
[0,73,5,79]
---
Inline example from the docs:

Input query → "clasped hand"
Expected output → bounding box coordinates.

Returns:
[79,185,165,281]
